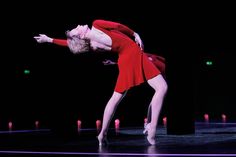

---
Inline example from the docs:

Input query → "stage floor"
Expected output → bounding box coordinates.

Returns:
[0,122,236,156]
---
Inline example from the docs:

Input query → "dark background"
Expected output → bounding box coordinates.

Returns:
[1,1,235,131]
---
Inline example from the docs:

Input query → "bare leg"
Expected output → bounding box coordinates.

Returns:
[97,91,127,146]
[146,74,168,145]
[147,104,152,123]
[143,103,151,134]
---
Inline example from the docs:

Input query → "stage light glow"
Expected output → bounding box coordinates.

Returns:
[8,121,13,131]
[96,120,101,130]
[163,116,167,127]
[115,119,120,129]
[24,69,30,74]
[206,61,213,66]
[222,114,227,123]
[204,113,209,122]
[35,120,39,129]
[77,120,82,132]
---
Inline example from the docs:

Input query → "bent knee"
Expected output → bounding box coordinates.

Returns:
[160,80,168,94]
[155,79,167,94]
[148,75,168,94]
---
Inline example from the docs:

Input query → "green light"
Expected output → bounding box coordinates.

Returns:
[206,61,213,66]
[24,69,30,74]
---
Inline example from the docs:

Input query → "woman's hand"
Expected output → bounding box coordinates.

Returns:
[133,32,144,50]
[34,34,53,43]
[102,59,117,65]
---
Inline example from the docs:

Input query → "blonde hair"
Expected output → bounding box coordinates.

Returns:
[67,37,90,54]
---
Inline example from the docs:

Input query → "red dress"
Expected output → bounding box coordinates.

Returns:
[53,20,165,93]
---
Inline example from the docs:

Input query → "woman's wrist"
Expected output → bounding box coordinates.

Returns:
[47,37,53,43]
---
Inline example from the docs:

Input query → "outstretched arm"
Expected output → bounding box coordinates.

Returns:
[34,34,68,46]
[93,20,144,50]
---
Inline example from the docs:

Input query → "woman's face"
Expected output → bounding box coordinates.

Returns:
[69,25,89,39]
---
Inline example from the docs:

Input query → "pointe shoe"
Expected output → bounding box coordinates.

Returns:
[147,134,156,145]
[97,135,108,146]
[143,123,150,134]
[145,125,156,145]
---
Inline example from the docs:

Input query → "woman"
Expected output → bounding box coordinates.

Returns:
[34,19,168,145]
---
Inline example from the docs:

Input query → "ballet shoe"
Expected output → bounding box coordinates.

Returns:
[145,124,156,145]
[143,123,150,135]
[147,134,156,145]
[97,135,108,146]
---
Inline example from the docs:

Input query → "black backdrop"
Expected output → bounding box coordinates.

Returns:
[1,1,236,132]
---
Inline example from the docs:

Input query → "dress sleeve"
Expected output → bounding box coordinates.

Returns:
[53,39,68,46]
[93,20,134,37]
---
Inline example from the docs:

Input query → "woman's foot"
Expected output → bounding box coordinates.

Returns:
[145,124,156,145]
[97,134,108,146]
[147,132,156,145]
[143,123,150,134]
